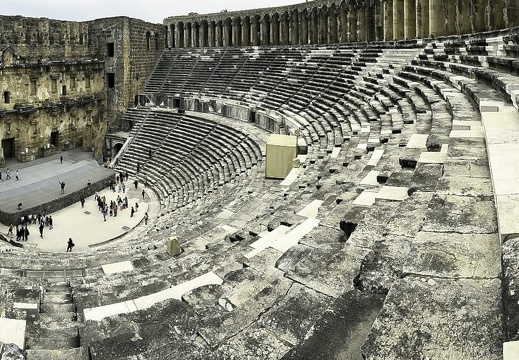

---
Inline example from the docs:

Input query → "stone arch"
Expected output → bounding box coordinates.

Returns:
[251,15,261,46]
[223,18,232,46]
[146,31,151,50]
[233,17,242,47]
[242,16,251,46]
[185,22,192,47]
[271,13,280,45]
[209,21,216,47]
[280,12,290,45]
[215,20,223,47]
[289,10,299,45]
[261,14,271,46]
[200,20,209,47]
[177,22,185,48]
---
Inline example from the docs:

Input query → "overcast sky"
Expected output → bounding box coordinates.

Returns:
[3,0,308,24]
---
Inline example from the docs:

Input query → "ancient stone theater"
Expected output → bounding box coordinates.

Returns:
[1,0,519,358]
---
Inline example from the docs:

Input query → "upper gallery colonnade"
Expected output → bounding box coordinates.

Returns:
[163,0,519,48]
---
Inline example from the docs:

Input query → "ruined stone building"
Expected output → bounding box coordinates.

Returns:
[0,16,164,163]
[2,0,519,359]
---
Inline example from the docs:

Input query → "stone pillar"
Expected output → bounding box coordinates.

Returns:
[471,0,486,33]
[311,11,319,44]
[301,11,309,44]
[215,22,223,47]
[192,23,199,47]
[384,0,394,41]
[251,16,260,46]
[271,15,280,45]
[393,0,405,40]
[374,1,384,41]
[290,10,299,45]
[358,6,366,42]
[178,23,185,48]
[329,7,339,43]
[445,0,457,35]
[404,0,416,39]
[261,16,271,46]
[338,4,348,43]
[429,0,445,37]
[348,5,358,42]
[242,18,251,47]
[319,9,329,44]
[416,0,430,38]
[504,0,519,28]
[456,0,471,35]
[365,4,376,42]
[233,19,242,47]
[487,0,505,30]
[208,22,215,47]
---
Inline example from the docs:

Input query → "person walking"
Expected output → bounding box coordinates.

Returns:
[6,169,11,180]
[142,189,145,199]
[66,238,75,252]
[39,223,44,238]
[144,212,148,225]
[15,170,19,180]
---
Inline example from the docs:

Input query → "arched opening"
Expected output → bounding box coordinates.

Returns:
[113,142,124,156]
[146,31,151,50]
[170,24,176,48]
[177,22,185,48]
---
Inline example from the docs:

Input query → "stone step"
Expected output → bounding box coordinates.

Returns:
[25,327,80,350]
[43,292,72,304]
[25,346,87,360]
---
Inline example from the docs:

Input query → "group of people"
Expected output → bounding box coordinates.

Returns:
[0,168,19,181]
[7,213,55,241]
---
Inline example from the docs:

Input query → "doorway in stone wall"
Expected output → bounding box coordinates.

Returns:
[1,138,14,158]
[50,131,59,147]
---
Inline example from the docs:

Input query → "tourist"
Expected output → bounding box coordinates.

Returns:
[134,179,138,189]
[142,189,145,199]
[7,223,13,236]
[39,223,44,238]
[80,197,85,208]
[60,155,63,164]
[58,179,65,194]
[23,226,29,241]
[6,169,11,180]
[15,170,19,180]
[48,216,53,230]
[130,206,135,218]
[0,170,3,181]
[144,212,148,225]
[66,238,75,252]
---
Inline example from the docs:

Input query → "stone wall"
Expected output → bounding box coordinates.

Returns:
[164,0,519,47]
[0,15,165,162]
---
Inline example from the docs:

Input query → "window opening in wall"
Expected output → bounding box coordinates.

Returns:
[86,76,91,89]
[107,42,115,57]
[107,73,115,88]
[3,91,10,104]
[50,131,59,147]
[146,31,151,50]
[30,80,37,95]
[52,79,57,93]
[70,77,76,90]
[62,85,67,96]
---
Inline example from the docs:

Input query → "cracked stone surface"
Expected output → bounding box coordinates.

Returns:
[362,277,504,360]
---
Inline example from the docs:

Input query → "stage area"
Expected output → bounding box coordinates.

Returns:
[0,149,149,252]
